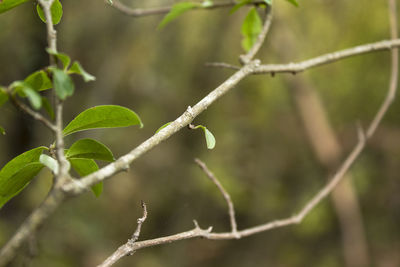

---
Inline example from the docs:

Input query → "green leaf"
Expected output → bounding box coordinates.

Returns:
[68,61,96,82]
[42,97,55,119]
[69,158,103,197]
[264,0,272,4]
[66,138,115,162]
[46,49,70,70]
[36,0,63,25]
[39,154,59,174]
[0,87,8,107]
[204,128,216,149]
[22,86,42,110]
[285,0,299,7]
[0,0,30,14]
[0,146,47,209]
[193,125,216,149]
[230,0,251,14]
[155,122,172,134]
[0,163,44,208]
[24,70,52,91]
[158,2,200,29]
[50,67,75,100]
[0,126,5,135]
[63,105,143,136]
[241,7,262,52]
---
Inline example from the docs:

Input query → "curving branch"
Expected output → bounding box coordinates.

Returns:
[195,158,238,236]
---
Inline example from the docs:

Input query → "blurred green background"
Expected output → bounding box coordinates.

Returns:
[1,0,400,266]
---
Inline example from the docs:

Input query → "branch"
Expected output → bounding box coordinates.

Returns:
[107,0,266,17]
[8,92,56,131]
[98,202,148,267]
[195,158,238,236]
[240,5,273,64]
[253,38,400,75]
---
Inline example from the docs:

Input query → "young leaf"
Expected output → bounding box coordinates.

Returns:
[0,0,30,14]
[230,0,251,14]
[36,0,63,25]
[24,70,52,91]
[0,87,8,107]
[193,125,216,149]
[158,2,200,29]
[204,128,216,149]
[241,7,262,52]
[0,126,5,135]
[263,0,272,5]
[21,86,42,110]
[39,154,59,175]
[63,105,143,136]
[69,158,103,197]
[46,49,71,70]
[68,61,96,82]
[50,67,75,100]
[155,122,172,134]
[66,138,115,162]
[0,146,47,209]
[285,0,299,7]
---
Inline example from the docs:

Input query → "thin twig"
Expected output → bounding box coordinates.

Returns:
[195,158,238,236]
[253,39,400,74]
[97,202,148,267]
[108,0,266,17]
[8,93,56,131]
[240,5,273,64]
[130,201,148,243]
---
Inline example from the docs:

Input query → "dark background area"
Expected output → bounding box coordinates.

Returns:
[0,0,400,266]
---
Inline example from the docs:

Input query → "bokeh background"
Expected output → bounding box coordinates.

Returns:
[1,0,400,266]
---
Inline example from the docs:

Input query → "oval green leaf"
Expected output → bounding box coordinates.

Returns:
[69,158,103,197]
[0,0,30,14]
[63,105,143,136]
[204,128,216,149]
[51,67,75,100]
[36,0,63,25]
[241,7,262,52]
[66,138,115,162]
[0,126,5,135]
[0,146,47,209]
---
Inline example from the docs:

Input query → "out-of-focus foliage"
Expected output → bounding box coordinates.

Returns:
[0,0,399,267]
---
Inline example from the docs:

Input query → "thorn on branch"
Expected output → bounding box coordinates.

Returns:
[130,201,148,244]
